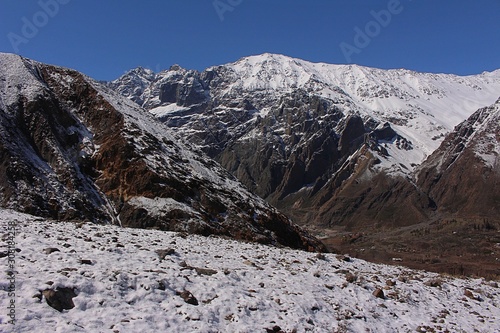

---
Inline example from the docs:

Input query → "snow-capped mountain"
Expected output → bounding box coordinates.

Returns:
[110,53,500,227]
[2,209,499,333]
[0,53,323,251]
[112,53,500,163]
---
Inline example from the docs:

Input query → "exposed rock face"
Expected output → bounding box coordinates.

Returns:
[0,53,324,252]
[416,98,500,219]
[0,55,111,222]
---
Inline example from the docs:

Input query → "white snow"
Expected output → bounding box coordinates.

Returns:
[2,209,499,333]
[150,104,191,118]
[128,196,199,218]
[0,54,48,112]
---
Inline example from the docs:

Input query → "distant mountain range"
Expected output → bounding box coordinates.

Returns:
[109,53,500,276]
[110,53,500,228]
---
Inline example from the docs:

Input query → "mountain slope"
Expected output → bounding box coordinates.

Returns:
[2,209,499,333]
[0,53,323,251]
[322,100,500,278]
[416,97,500,218]
[111,53,500,229]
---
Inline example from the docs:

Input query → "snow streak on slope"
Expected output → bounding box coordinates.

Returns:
[468,98,500,169]
[2,210,499,333]
[0,54,46,107]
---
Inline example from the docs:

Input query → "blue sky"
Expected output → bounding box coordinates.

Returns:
[0,0,499,81]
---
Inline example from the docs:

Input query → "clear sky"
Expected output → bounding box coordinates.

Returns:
[0,0,499,81]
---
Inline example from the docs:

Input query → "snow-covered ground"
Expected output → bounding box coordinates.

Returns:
[1,209,499,333]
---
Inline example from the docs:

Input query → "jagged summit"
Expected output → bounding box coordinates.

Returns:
[113,53,500,167]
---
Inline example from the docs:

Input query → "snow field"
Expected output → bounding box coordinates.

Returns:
[1,210,499,333]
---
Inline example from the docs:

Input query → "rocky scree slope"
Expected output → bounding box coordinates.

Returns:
[0,53,323,251]
[110,53,500,229]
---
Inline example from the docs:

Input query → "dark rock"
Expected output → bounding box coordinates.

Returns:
[79,259,93,265]
[371,123,397,141]
[464,289,481,301]
[157,281,167,291]
[42,287,77,312]
[345,273,357,283]
[315,253,327,261]
[339,115,366,155]
[194,267,217,276]
[177,290,198,306]
[43,248,60,255]
[337,255,351,262]
[155,248,176,261]
[386,280,396,287]
[265,325,284,333]
[373,288,385,299]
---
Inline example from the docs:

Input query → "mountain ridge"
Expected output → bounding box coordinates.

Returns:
[0,52,324,251]
[112,53,500,171]
[110,53,500,225]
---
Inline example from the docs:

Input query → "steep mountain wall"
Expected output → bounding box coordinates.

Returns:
[416,98,500,219]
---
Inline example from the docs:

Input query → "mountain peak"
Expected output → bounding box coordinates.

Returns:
[129,66,155,76]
